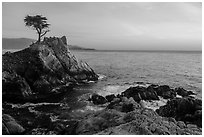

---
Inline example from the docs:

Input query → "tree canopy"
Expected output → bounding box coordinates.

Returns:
[24,15,50,43]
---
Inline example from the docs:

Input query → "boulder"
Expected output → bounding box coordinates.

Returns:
[90,94,107,105]
[2,114,25,135]
[174,87,195,97]
[105,94,116,102]
[152,85,176,99]
[156,97,202,127]
[121,86,159,102]
[2,36,98,103]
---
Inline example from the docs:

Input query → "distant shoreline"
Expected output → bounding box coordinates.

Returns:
[2,48,202,54]
[73,49,202,54]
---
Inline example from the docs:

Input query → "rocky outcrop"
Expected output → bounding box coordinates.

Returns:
[149,85,176,99]
[107,97,141,113]
[174,87,195,97]
[121,86,159,102]
[84,84,202,135]
[76,95,202,135]
[120,84,195,102]
[96,109,202,135]
[105,94,116,102]
[2,36,98,103]
[90,94,107,105]
[2,114,25,135]
[156,96,202,127]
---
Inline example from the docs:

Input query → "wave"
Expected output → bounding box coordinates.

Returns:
[6,102,61,109]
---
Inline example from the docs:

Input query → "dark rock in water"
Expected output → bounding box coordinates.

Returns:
[152,85,176,99]
[156,97,202,127]
[121,86,159,102]
[91,94,107,105]
[2,36,98,103]
[174,87,195,97]
[2,114,25,135]
[105,94,116,102]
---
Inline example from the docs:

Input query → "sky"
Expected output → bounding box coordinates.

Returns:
[2,2,202,51]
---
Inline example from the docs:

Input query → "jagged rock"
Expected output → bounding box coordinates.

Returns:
[75,109,124,135]
[2,114,25,135]
[2,71,33,102]
[99,109,201,135]
[107,97,141,112]
[121,86,159,102]
[61,36,67,45]
[105,94,116,102]
[2,36,98,103]
[76,107,201,135]
[152,85,176,99]
[156,97,202,127]
[174,87,195,97]
[90,94,107,105]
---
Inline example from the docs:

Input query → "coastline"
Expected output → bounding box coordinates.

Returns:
[2,37,202,135]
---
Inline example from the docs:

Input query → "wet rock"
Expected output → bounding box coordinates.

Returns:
[156,96,202,127]
[174,87,195,97]
[91,94,107,105]
[2,36,98,103]
[2,114,25,135]
[121,86,159,102]
[105,94,116,102]
[153,85,176,99]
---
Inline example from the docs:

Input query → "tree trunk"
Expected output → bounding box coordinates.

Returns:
[37,29,42,43]
[38,33,41,43]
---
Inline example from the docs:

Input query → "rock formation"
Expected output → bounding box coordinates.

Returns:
[2,114,25,135]
[121,86,159,102]
[2,36,98,103]
[156,96,202,127]
[86,84,202,135]
[77,96,202,135]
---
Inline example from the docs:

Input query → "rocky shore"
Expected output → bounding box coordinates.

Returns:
[2,36,98,103]
[2,36,202,135]
[86,84,202,135]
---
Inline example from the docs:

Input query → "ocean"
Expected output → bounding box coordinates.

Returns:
[72,50,202,99]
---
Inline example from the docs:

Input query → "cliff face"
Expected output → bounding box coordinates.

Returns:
[2,36,98,103]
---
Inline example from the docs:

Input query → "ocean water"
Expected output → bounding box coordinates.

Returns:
[72,50,202,99]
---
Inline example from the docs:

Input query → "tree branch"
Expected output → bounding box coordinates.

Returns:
[40,30,49,37]
[36,28,40,34]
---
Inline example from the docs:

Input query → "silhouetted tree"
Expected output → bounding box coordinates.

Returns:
[24,15,50,43]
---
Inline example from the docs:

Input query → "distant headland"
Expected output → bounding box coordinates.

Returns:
[2,37,95,51]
